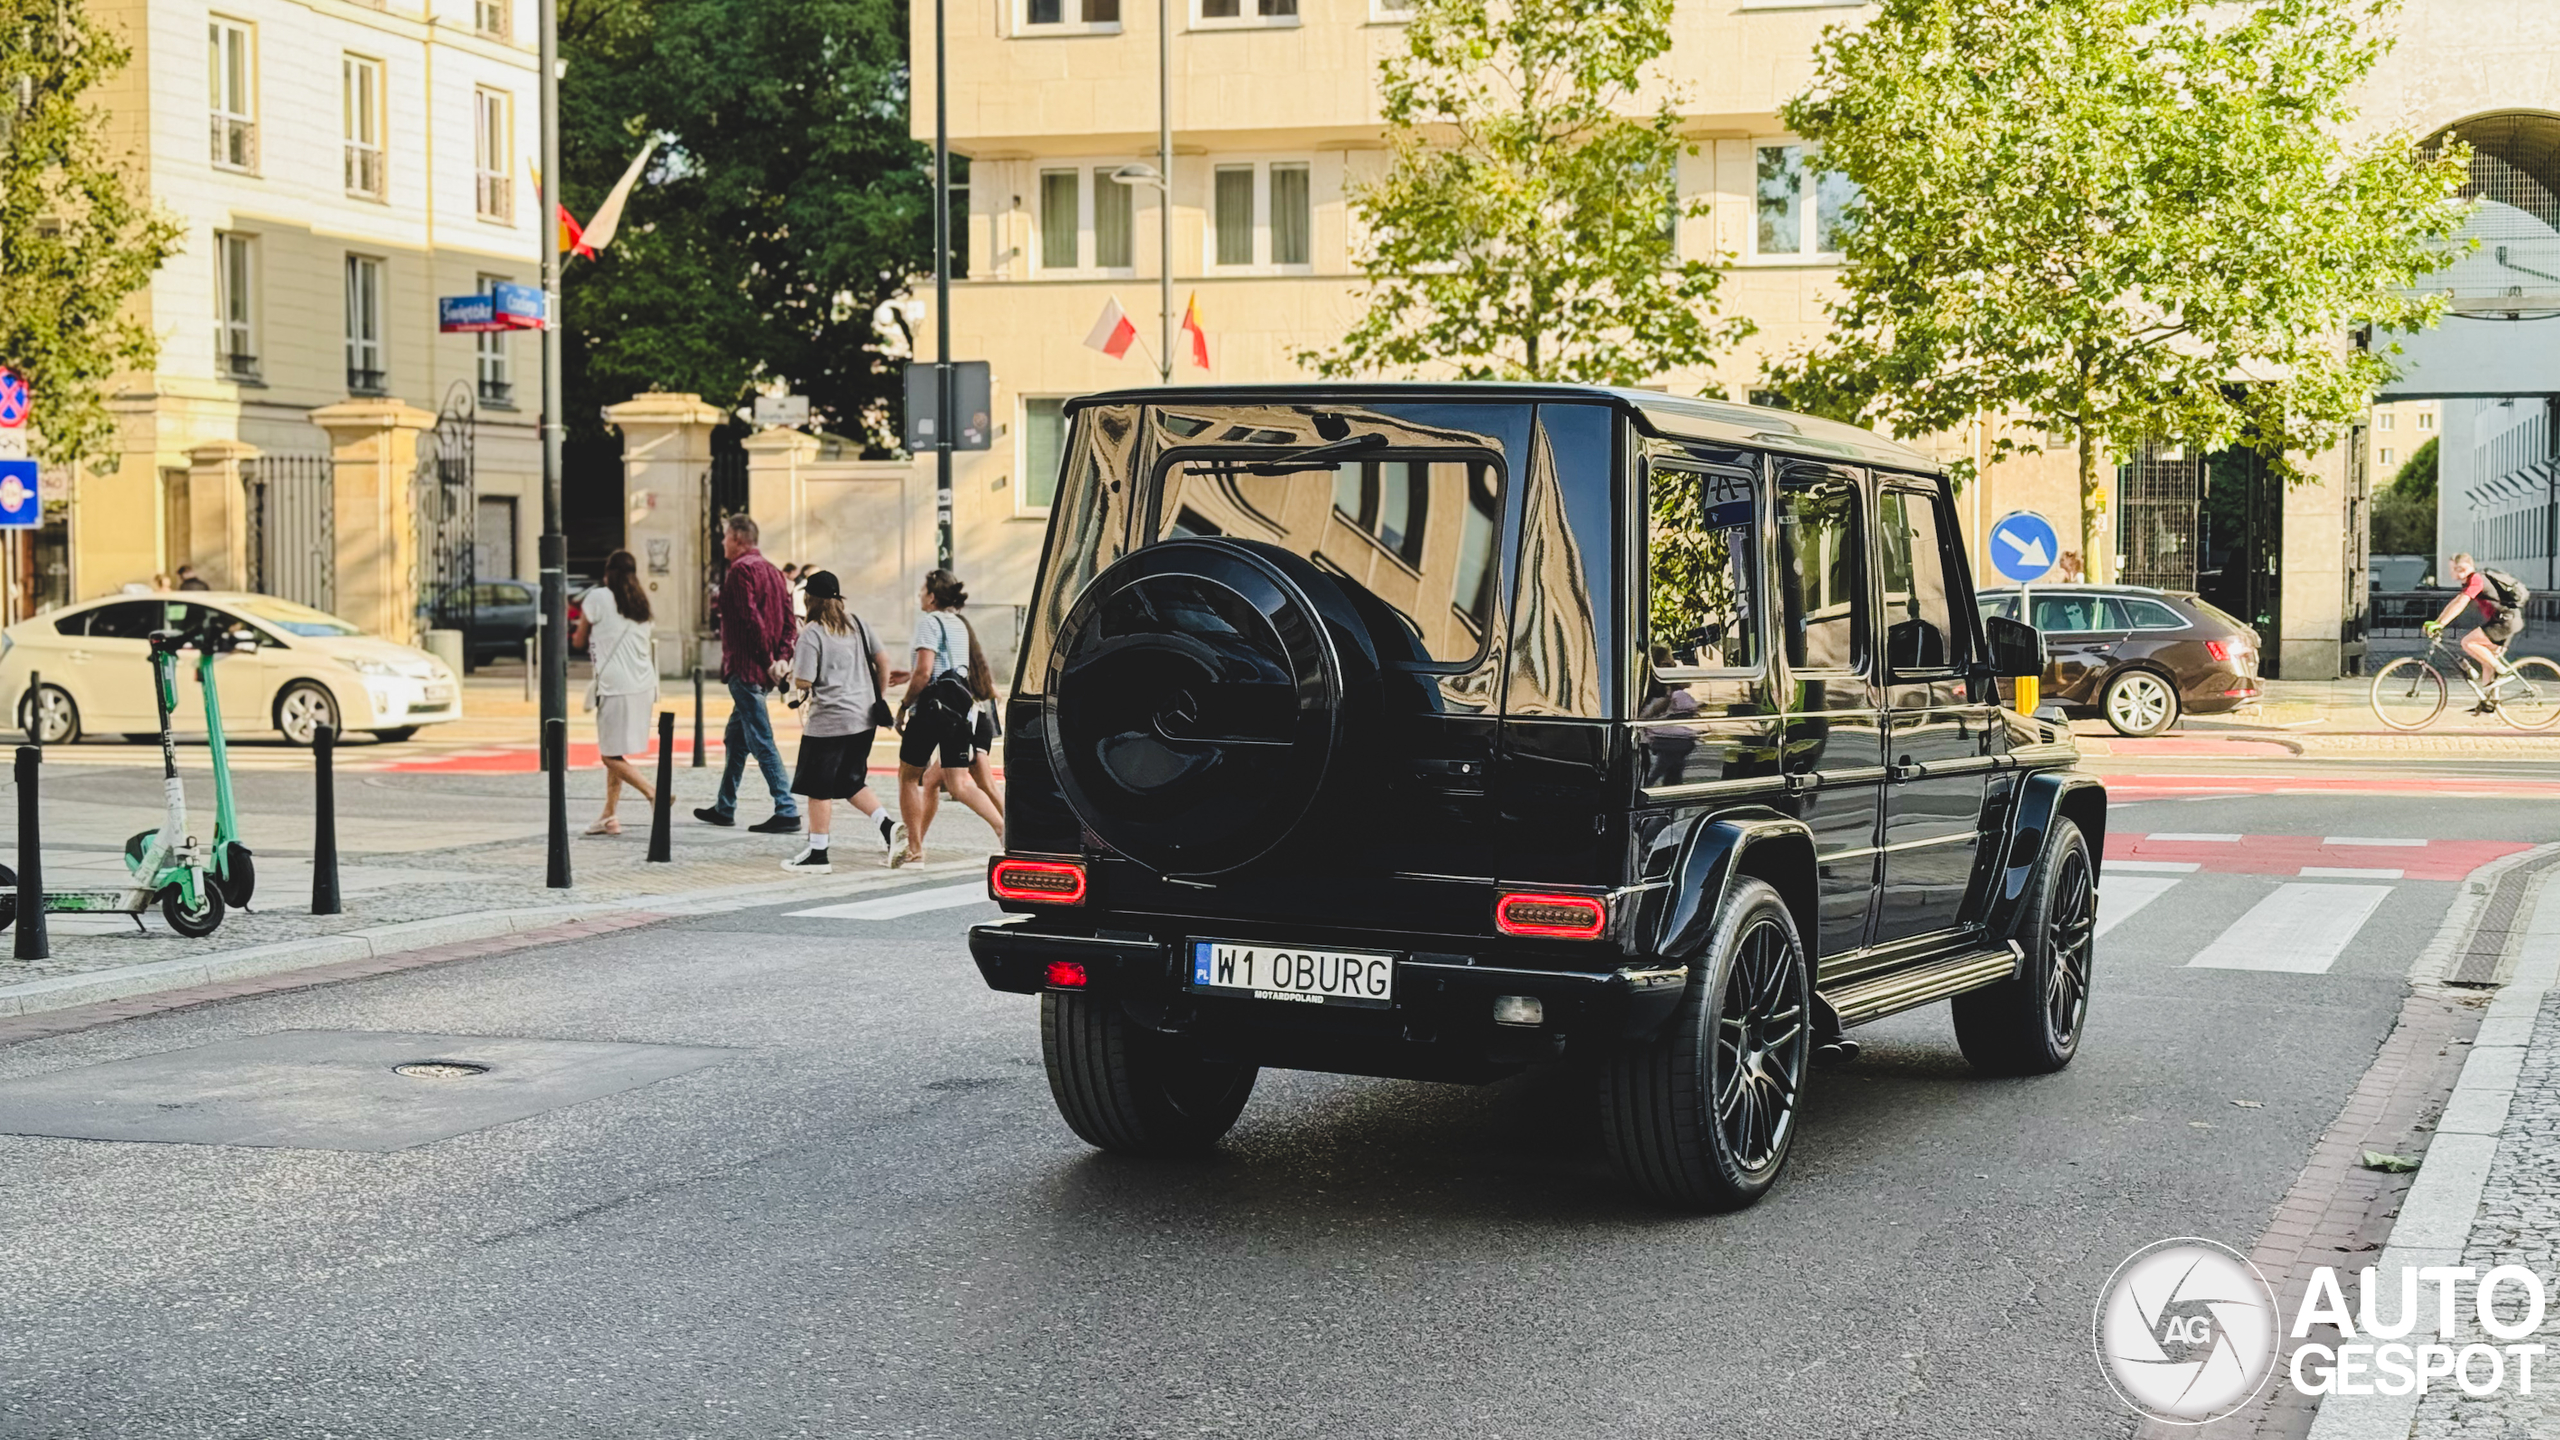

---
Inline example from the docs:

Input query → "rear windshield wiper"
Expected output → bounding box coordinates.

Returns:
[1234,433,1386,475]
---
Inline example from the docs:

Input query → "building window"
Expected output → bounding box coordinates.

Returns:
[1095,167,1134,270]
[944,154,971,279]
[342,55,385,198]
[476,275,513,407]
[1370,0,1412,19]
[475,89,513,222]
[1035,165,1138,275]
[2418,411,2435,431]
[1752,142,1855,258]
[1020,0,1119,32]
[474,0,510,38]
[1040,170,1080,270]
[215,233,258,382]
[344,255,386,394]
[1020,397,1067,514]
[207,19,256,172]
[1197,0,1296,25]
[1211,160,1313,270]
[2377,410,2396,431]
[2380,448,2395,466]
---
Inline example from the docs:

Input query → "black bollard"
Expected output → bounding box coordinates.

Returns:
[311,726,340,915]
[15,745,46,959]
[20,669,37,746]
[647,711,675,863]
[691,666,705,768]
[545,716,571,888]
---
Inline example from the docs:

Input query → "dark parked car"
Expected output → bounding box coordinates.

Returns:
[426,579,539,664]
[968,384,2106,1211]
[1976,585,2260,738]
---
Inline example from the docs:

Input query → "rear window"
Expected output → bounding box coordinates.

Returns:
[2119,598,2187,629]
[1154,451,1505,665]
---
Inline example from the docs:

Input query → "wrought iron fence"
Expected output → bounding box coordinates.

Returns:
[242,454,335,612]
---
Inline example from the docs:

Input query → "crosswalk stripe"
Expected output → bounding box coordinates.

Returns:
[2109,859,2201,874]
[2148,832,2243,842]
[2301,866,2404,880]
[786,883,989,920]
[2099,875,2184,937]
[2186,883,2393,974]
[2322,836,2428,848]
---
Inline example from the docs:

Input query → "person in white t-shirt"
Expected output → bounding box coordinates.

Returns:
[571,549,660,835]
[891,569,1004,867]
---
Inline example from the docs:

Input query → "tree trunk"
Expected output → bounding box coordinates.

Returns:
[2077,426,2110,585]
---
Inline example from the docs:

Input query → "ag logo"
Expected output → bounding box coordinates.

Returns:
[2094,1238,2280,1423]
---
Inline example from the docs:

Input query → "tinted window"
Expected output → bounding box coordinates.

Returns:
[2030,593,2115,634]
[1156,451,1504,664]
[1646,465,1758,673]
[1877,489,1963,673]
[1976,593,2020,622]
[2120,598,2186,629]
[1778,473,1864,671]
[84,600,186,640]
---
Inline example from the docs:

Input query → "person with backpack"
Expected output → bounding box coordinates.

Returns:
[693,514,802,833]
[778,570,901,869]
[892,569,1004,867]
[2426,552,2531,712]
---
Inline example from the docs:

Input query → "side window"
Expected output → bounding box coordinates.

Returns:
[1876,488,1964,674]
[1777,474,1865,671]
[84,600,182,640]
[52,612,88,637]
[1645,464,1758,673]
[1977,593,2019,622]
[2030,594,2102,635]
[2121,598,2186,629]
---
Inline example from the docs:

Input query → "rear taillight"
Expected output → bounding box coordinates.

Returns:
[1043,960,1088,989]
[1495,892,1608,940]
[2205,640,2232,661]
[991,859,1087,905]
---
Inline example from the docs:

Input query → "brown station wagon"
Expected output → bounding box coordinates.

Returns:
[1975,585,2261,737]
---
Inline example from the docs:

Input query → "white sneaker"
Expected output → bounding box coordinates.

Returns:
[884,819,909,867]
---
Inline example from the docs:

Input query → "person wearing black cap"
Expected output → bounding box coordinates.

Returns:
[781,569,900,868]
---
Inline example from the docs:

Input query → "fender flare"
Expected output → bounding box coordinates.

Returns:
[1645,808,1819,968]
[1984,769,2109,944]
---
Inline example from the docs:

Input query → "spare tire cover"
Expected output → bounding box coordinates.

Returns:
[1046,539,1349,876]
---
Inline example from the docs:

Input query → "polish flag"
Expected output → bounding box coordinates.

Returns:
[1181,292,1210,370]
[1083,296,1138,359]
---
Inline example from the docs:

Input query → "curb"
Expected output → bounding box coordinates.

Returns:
[0,855,988,1020]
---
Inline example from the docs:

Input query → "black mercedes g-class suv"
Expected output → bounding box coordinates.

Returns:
[969,385,2104,1210]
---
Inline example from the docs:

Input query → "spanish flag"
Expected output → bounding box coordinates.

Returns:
[1181,292,1210,371]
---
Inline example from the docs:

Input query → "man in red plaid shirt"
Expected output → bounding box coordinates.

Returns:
[693,514,802,832]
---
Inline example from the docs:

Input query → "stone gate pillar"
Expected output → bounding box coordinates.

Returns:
[309,398,436,644]
[742,426,821,569]
[184,440,259,591]
[604,392,725,676]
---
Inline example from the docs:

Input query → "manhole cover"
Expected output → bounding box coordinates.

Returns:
[394,1061,490,1080]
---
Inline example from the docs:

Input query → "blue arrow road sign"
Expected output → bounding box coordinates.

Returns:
[1989,510,2060,584]
[0,461,38,528]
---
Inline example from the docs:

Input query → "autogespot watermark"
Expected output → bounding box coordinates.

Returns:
[2095,1238,2553,1424]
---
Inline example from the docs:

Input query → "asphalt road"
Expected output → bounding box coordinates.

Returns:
[0,782,2550,1438]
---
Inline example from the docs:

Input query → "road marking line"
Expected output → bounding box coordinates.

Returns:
[2187,883,2394,974]
[2148,832,2244,842]
[2322,836,2429,848]
[2108,859,2201,874]
[786,882,989,920]
[2302,867,2406,880]
[2099,875,2184,937]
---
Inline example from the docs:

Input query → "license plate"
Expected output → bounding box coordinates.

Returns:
[1187,940,1395,1008]
[422,684,454,703]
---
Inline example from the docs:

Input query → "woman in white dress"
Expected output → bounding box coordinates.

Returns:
[572,549,660,835]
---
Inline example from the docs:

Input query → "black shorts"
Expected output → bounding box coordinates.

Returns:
[973,707,997,755]
[2483,612,2523,646]
[790,729,876,800]
[898,705,973,770]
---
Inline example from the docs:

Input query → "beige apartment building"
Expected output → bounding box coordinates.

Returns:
[40,0,544,638]
[803,0,2555,681]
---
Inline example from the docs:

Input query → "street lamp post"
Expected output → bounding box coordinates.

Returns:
[933,0,953,570]
[537,0,569,887]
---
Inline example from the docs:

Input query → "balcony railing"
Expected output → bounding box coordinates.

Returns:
[345,143,383,198]
[476,172,513,223]
[346,366,386,395]
[209,114,257,171]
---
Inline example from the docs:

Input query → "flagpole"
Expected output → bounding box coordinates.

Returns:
[932,0,954,571]
[537,0,570,888]
[1158,0,1172,386]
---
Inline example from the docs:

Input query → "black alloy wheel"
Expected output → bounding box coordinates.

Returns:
[1952,819,2096,1075]
[1713,911,1812,1175]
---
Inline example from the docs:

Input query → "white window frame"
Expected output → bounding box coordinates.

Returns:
[475,89,514,224]
[342,54,386,200]
[2380,447,2396,467]
[2376,410,2396,431]
[207,18,257,174]
[214,232,257,381]
[2418,411,2436,431]
[1367,0,1413,22]
[344,254,386,393]
[473,0,512,39]
[1207,157,1315,274]
[1192,0,1299,31]
[1017,396,1070,518]
[1013,0,1121,37]
[1033,162,1142,278]
[1747,139,1855,263]
[475,274,514,405]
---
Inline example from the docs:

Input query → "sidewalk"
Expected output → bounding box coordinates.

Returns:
[2065,677,2560,758]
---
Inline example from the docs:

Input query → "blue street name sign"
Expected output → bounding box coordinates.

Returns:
[0,460,40,528]
[1989,510,2060,584]
[438,283,547,333]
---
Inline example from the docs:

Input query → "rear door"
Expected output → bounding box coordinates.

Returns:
[2030,592,2128,702]
[72,599,183,732]
[1876,483,1994,944]
[1773,464,1885,964]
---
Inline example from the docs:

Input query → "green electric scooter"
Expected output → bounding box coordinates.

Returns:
[126,622,256,910]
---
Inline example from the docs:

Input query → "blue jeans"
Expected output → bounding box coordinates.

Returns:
[715,678,796,818]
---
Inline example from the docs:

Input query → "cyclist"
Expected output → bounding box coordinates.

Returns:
[2424,553,2526,711]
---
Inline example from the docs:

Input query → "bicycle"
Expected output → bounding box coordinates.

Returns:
[2369,632,2560,731]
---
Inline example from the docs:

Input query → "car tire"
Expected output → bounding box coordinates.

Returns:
[368,727,420,743]
[2100,668,2179,737]
[1952,819,2096,1077]
[1041,990,1258,1155]
[274,682,340,747]
[1599,877,1813,1211]
[17,684,79,745]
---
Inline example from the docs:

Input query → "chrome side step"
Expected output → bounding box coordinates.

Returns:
[1821,942,2023,1028]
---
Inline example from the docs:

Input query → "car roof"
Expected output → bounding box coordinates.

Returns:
[1063,382,1943,476]
[1978,584,2184,598]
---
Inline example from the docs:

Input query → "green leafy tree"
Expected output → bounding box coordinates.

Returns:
[560,0,930,450]
[1766,0,2471,582]
[2370,434,2437,554]
[0,0,180,468]
[1308,0,1751,386]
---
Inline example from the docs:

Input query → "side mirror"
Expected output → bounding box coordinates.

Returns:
[1982,615,2046,677]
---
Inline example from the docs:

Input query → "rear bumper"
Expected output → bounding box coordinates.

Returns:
[969,917,1688,1081]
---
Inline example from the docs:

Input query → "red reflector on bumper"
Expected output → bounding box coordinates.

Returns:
[1495,891,1608,940]
[1044,960,1088,989]
[991,859,1087,905]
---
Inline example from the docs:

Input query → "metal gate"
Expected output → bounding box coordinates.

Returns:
[703,449,749,638]
[2120,445,2202,592]
[242,453,335,612]
[413,384,478,663]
